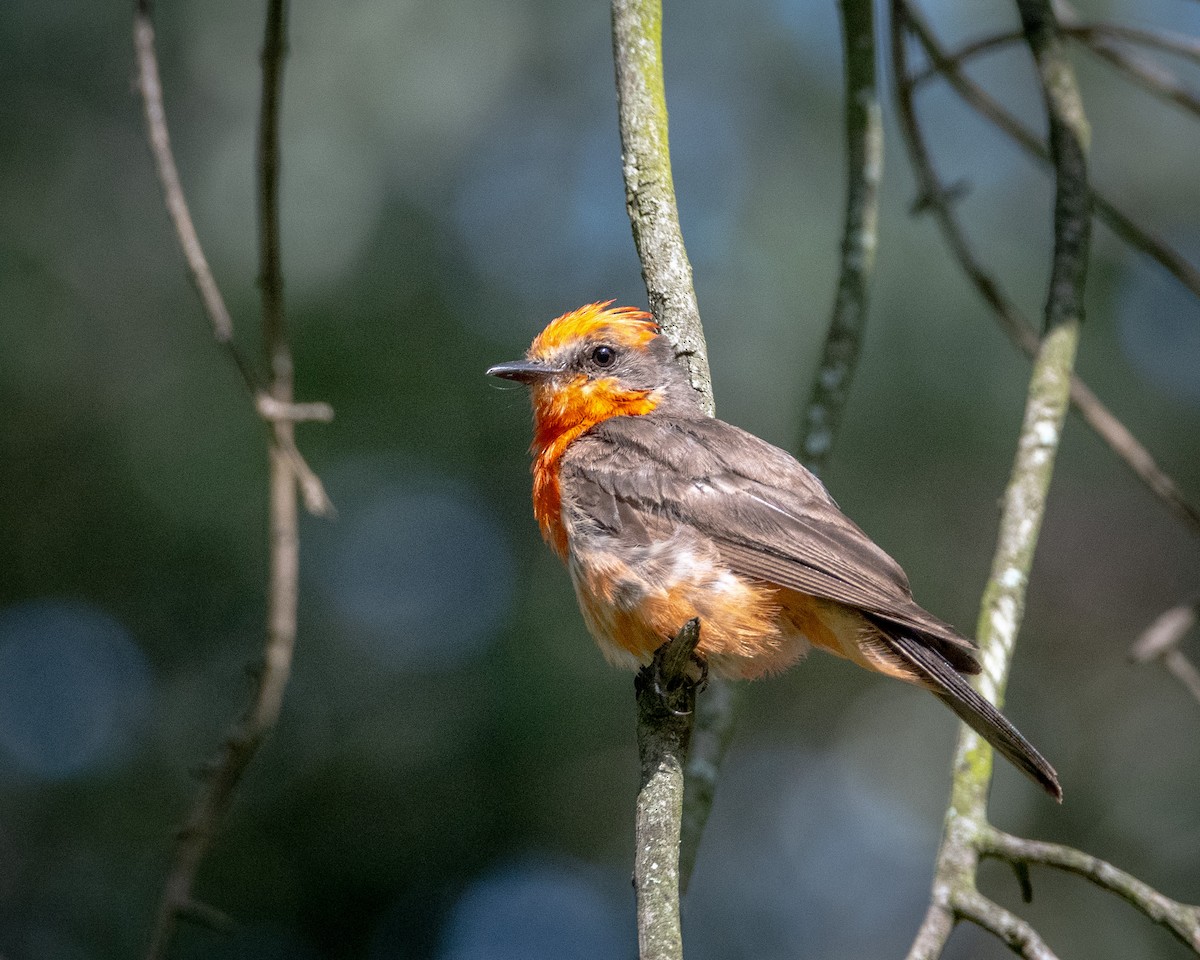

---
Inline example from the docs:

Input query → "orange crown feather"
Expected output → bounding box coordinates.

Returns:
[529,302,658,359]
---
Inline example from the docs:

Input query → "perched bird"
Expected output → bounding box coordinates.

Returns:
[488,302,1061,800]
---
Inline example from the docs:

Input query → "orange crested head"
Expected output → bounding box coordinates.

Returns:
[529,301,659,359]
[486,302,694,555]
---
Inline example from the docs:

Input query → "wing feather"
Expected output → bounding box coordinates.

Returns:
[561,414,980,670]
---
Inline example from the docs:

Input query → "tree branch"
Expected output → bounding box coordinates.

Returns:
[634,619,702,960]
[892,0,1200,541]
[1075,32,1200,121]
[132,0,332,516]
[1062,21,1200,64]
[901,1,1200,307]
[133,0,257,391]
[611,0,742,903]
[1130,602,1200,707]
[954,889,1061,960]
[895,0,1090,953]
[893,7,1200,957]
[905,901,955,960]
[911,18,1200,93]
[980,828,1200,951]
[800,0,883,474]
[610,0,712,410]
[139,1,328,955]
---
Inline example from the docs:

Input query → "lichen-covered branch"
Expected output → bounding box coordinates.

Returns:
[800,0,883,474]
[610,0,741,902]
[634,619,702,960]
[610,0,712,409]
[895,0,1090,954]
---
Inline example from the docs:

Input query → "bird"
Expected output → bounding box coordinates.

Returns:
[487,302,1061,800]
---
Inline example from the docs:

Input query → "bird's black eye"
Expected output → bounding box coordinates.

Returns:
[591,345,617,368]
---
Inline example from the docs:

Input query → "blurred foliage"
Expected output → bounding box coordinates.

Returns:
[1,0,1198,958]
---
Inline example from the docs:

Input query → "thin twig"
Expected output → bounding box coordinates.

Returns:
[133,0,332,518]
[258,0,288,385]
[1015,0,1090,328]
[981,828,1200,951]
[902,2,1200,306]
[1077,33,1200,121]
[908,30,1024,86]
[954,889,1062,960]
[893,0,1200,541]
[800,0,883,473]
[611,0,743,901]
[141,1,316,956]
[133,0,258,391]
[911,21,1200,87]
[1065,22,1200,64]
[634,619,703,960]
[1130,602,1200,706]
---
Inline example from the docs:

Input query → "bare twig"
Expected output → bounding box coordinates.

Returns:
[133,0,332,517]
[908,30,1024,86]
[981,828,1200,951]
[676,672,737,895]
[800,0,883,474]
[634,619,703,960]
[133,0,257,391]
[955,889,1061,960]
[911,20,1200,87]
[893,0,1200,541]
[257,0,288,384]
[255,394,334,423]
[611,0,744,901]
[1079,35,1200,120]
[1015,0,1090,329]
[1064,22,1200,64]
[902,2,1200,306]
[139,0,329,955]
[1130,602,1200,706]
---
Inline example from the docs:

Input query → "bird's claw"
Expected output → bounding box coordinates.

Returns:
[646,652,707,715]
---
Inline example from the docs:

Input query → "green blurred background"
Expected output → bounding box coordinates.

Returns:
[2,0,1199,957]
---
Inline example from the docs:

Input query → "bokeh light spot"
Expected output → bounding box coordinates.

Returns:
[0,599,152,781]
[1118,246,1200,408]
[432,858,631,960]
[311,466,514,672]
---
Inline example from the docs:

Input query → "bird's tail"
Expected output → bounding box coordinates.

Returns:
[873,625,1062,801]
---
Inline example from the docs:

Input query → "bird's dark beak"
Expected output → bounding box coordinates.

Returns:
[486,359,557,384]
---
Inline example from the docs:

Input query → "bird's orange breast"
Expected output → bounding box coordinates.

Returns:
[529,378,659,557]
[564,536,866,680]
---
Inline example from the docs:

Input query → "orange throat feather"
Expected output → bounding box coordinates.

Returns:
[530,376,659,557]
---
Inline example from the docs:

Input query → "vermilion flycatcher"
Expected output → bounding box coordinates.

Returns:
[489,302,1061,799]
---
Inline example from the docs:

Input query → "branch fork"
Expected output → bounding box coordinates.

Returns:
[135,0,332,955]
